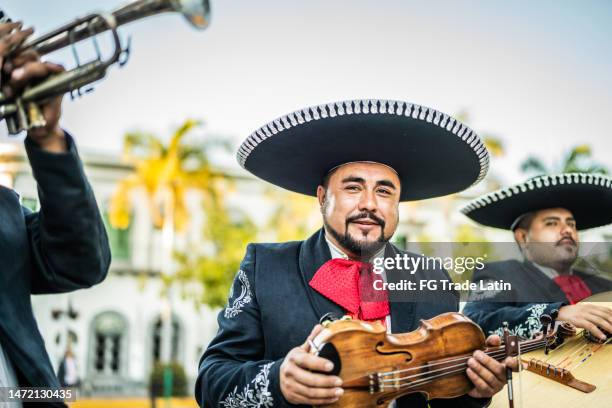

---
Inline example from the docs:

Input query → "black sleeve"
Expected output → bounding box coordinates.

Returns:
[24,133,111,294]
[195,244,290,407]
[463,266,564,338]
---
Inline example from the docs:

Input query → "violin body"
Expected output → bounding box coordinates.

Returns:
[310,312,486,407]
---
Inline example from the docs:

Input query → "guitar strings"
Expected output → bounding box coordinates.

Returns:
[539,332,585,367]
[566,337,611,372]
[541,329,584,366]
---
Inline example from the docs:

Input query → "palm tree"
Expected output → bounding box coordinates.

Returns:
[109,119,230,397]
[521,144,608,176]
[109,119,227,234]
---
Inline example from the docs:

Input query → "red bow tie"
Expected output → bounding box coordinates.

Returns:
[309,258,389,321]
[553,274,592,305]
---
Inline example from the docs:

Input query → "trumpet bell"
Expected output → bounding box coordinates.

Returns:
[176,0,211,29]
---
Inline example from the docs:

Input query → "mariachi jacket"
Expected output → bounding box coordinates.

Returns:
[463,260,612,339]
[196,229,491,407]
[0,135,110,407]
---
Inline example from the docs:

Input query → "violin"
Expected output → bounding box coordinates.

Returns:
[309,312,557,408]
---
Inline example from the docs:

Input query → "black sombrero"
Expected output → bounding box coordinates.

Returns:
[237,99,489,201]
[461,173,612,230]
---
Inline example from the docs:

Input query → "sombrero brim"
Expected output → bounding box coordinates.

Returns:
[461,173,612,230]
[237,99,489,201]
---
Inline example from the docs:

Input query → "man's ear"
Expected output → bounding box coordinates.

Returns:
[316,185,326,208]
[514,228,527,246]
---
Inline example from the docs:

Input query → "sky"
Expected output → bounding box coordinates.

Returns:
[1,0,611,185]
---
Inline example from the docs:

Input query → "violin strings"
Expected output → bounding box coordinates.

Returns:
[384,343,549,391]
[375,332,608,393]
[376,343,545,385]
[377,339,546,378]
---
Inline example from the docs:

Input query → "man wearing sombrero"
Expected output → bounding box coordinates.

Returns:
[461,173,612,339]
[195,100,513,407]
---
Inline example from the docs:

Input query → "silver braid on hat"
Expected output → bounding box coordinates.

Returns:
[237,99,489,187]
[461,173,612,215]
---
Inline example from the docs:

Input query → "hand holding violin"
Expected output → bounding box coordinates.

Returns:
[280,324,344,405]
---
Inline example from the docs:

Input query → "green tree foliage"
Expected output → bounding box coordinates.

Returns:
[521,145,608,176]
[175,194,257,308]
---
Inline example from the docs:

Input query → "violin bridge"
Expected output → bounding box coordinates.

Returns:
[368,373,379,394]
[369,370,400,394]
[524,358,596,393]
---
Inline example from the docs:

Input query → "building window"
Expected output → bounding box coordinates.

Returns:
[90,312,128,376]
[152,316,181,363]
[102,212,132,261]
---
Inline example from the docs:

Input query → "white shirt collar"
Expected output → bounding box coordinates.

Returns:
[531,261,573,279]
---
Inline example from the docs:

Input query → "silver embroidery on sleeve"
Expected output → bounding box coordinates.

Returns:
[224,270,253,319]
[221,362,274,407]
[489,303,547,339]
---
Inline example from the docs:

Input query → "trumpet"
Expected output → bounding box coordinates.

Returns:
[0,0,211,135]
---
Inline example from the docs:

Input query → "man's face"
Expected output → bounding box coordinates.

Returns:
[514,207,579,269]
[317,162,401,258]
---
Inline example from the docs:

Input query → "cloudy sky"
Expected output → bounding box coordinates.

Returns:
[1,0,611,185]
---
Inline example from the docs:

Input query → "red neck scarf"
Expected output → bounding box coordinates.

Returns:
[309,258,389,322]
[553,274,592,304]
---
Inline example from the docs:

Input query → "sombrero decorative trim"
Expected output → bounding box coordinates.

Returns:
[238,99,489,201]
[461,173,612,230]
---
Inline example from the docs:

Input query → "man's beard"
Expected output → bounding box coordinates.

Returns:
[525,237,579,272]
[324,211,389,258]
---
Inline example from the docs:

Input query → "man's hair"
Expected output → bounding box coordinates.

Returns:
[321,168,339,191]
[513,211,536,232]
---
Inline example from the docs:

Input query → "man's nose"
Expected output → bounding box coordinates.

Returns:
[357,189,378,213]
[560,223,574,236]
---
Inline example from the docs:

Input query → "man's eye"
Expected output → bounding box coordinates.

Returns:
[545,221,557,226]
[377,189,391,195]
[346,185,360,191]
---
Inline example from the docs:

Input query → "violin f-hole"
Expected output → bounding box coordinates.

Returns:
[375,341,413,362]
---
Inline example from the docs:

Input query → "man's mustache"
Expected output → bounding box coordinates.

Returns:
[346,211,385,227]
[556,237,577,247]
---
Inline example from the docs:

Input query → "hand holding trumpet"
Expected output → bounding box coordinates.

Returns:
[1,20,66,152]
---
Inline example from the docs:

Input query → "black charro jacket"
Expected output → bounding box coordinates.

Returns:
[0,135,111,407]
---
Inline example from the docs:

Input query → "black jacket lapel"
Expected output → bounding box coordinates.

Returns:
[298,228,346,322]
[384,244,417,333]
